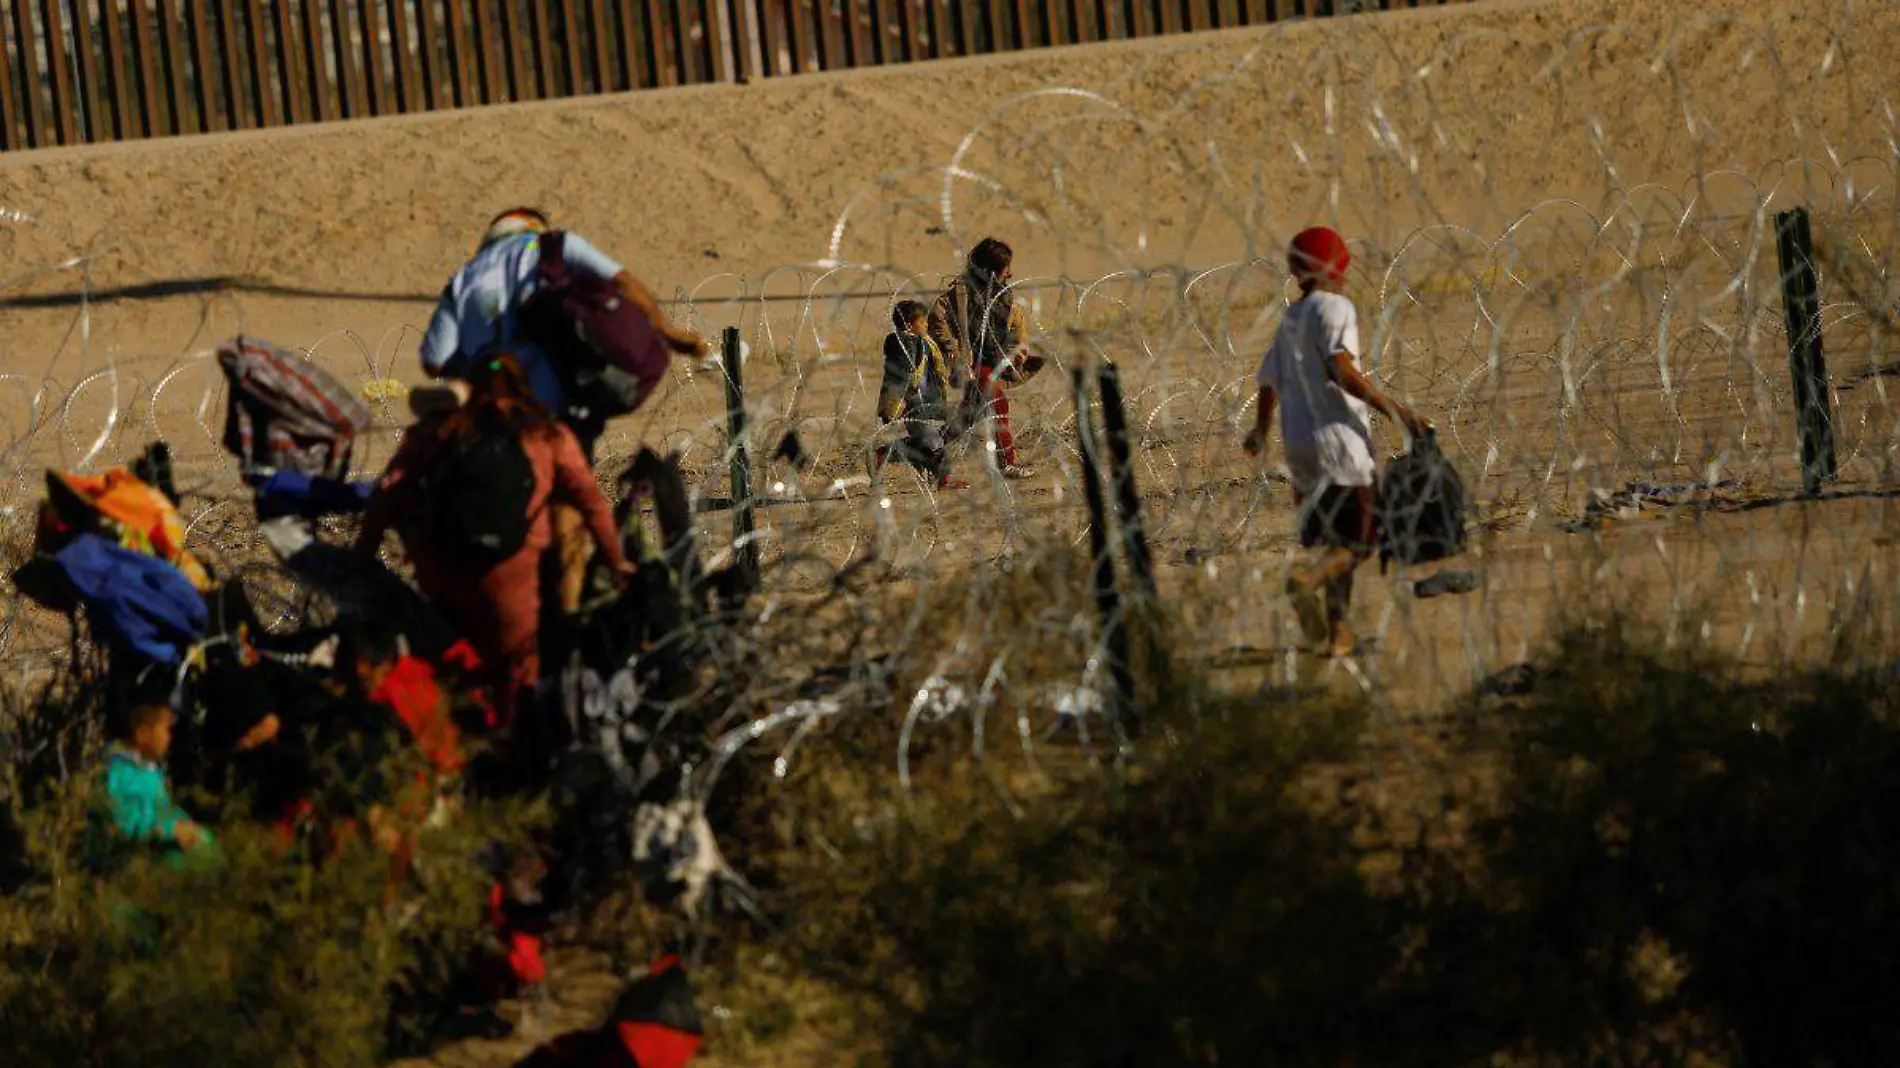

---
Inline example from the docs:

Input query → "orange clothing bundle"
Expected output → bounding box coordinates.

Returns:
[38,468,213,591]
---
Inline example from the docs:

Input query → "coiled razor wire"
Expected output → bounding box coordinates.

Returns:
[0,8,1896,813]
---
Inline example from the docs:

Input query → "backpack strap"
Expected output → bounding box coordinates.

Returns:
[536,230,570,288]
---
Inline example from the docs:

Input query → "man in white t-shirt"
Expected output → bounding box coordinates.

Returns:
[1244,226,1431,656]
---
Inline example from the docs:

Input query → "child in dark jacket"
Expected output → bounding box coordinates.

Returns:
[875,300,965,490]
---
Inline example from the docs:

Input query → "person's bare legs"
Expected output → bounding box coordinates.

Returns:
[1320,487,1378,657]
[1287,546,1357,650]
[1286,485,1373,655]
[552,503,591,613]
[1323,565,1360,657]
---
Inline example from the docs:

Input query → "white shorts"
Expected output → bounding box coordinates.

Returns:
[1283,435,1374,497]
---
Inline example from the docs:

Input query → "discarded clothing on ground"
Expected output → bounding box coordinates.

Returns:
[1564,478,1743,531]
[631,797,728,915]
[514,956,704,1068]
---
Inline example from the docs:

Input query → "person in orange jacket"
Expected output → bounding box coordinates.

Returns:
[357,355,630,745]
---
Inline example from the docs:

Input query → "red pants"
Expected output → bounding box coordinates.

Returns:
[417,548,543,729]
[972,367,1017,467]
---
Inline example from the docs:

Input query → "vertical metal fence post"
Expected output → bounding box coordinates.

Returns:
[723,326,760,585]
[1097,363,1155,602]
[1074,365,1138,739]
[1774,207,1836,497]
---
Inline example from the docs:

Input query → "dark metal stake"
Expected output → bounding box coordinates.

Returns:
[1074,366,1137,739]
[1775,207,1836,496]
[1097,363,1156,602]
[722,326,758,585]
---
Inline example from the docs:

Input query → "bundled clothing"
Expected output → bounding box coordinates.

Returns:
[877,330,954,479]
[357,420,626,728]
[40,468,214,592]
[45,533,208,667]
[368,653,468,781]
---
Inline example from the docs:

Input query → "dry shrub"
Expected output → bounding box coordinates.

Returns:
[703,614,1900,1067]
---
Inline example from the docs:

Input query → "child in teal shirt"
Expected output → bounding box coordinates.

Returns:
[103,699,217,868]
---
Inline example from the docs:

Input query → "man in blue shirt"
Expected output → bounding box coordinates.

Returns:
[419,207,706,429]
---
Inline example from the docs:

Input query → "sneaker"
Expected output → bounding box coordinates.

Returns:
[935,474,971,490]
[1000,464,1035,480]
[1285,574,1329,650]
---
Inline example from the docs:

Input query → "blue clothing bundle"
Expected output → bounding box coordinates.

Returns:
[54,534,207,665]
[250,469,375,520]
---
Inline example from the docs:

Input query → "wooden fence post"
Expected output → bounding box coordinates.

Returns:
[1774,207,1837,496]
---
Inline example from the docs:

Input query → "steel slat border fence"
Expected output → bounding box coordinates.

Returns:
[0,0,1456,151]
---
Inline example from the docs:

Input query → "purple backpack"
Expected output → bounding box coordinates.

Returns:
[521,231,671,420]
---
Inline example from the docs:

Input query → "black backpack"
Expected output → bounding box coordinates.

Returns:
[1377,430,1469,571]
[424,429,538,569]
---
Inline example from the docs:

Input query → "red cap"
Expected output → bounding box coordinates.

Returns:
[1288,226,1351,284]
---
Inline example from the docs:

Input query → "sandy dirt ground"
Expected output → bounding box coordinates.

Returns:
[1,0,1898,1061]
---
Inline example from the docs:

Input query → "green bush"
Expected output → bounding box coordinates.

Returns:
[1449,624,1900,1066]
[0,730,543,1067]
